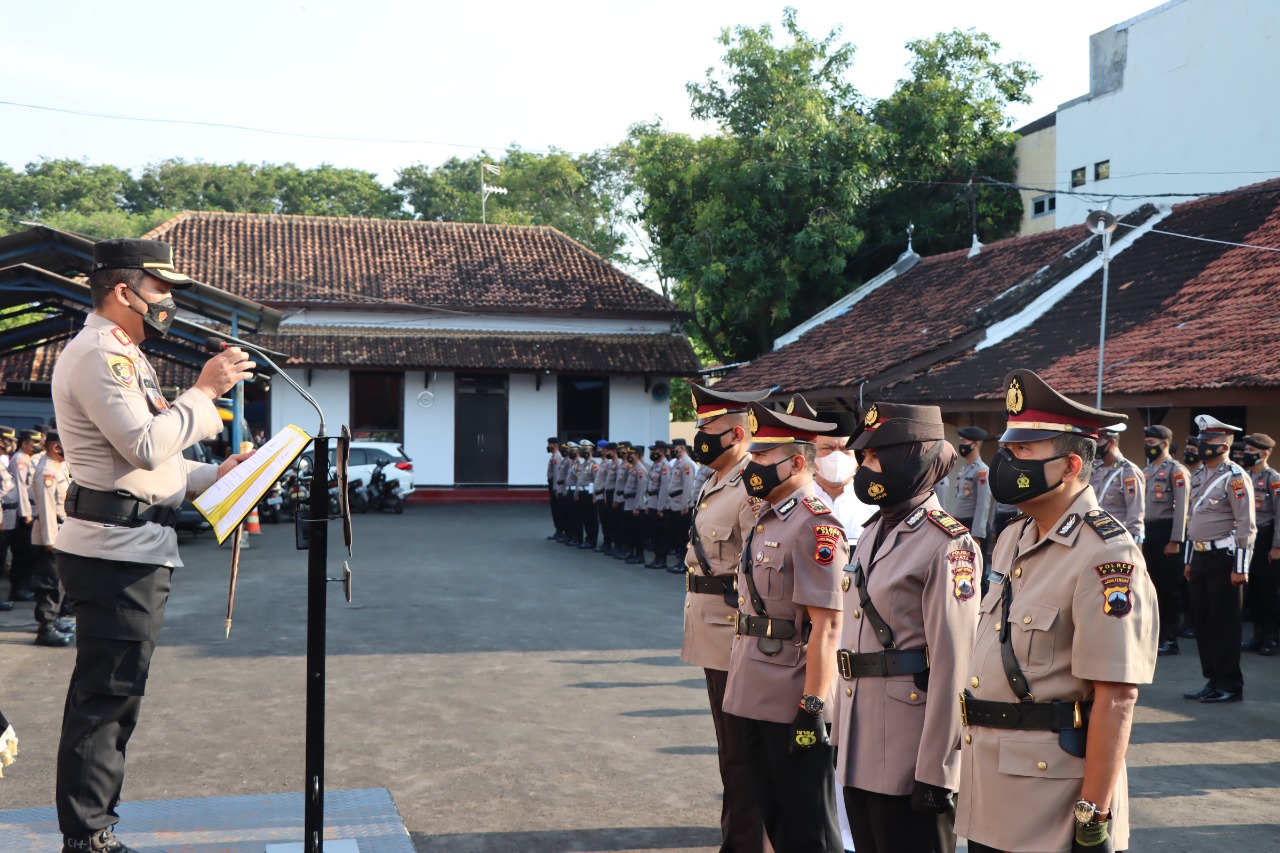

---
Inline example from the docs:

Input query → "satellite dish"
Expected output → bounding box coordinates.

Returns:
[651,381,670,402]
[1085,210,1118,235]
[417,390,435,408]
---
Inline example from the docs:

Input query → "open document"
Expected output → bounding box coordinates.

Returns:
[195,424,312,543]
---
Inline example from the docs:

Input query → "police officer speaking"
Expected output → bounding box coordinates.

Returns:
[51,239,256,853]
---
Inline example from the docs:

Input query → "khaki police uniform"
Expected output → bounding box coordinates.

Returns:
[953,459,992,541]
[1244,459,1280,651]
[622,457,649,561]
[644,451,672,566]
[665,450,699,565]
[31,452,72,630]
[1184,429,1255,699]
[1143,451,1190,646]
[6,442,38,600]
[1090,454,1145,541]
[956,491,1158,852]
[0,437,21,601]
[546,441,563,538]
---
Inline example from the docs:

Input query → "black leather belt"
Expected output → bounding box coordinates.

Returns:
[734,612,810,642]
[837,647,929,680]
[959,691,1091,731]
[65,483,182,529]
[687,572,735,596]
[1,501,15,510]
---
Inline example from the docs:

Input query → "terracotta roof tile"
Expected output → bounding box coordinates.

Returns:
[144,211,677,317]
[718,225,1093,394]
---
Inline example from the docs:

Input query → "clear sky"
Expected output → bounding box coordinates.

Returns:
[2,0,1163,185]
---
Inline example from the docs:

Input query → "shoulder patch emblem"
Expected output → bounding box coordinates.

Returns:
[905,507,927,529]
[106,356,137,387]
[950,554,976,602]
[977,471,987,486]
[1229,477,1247,500]
[43,473,55,486]
[1056,514,1082,537]
[1096,562,1136,618]
[1271,479,1280,498]
[1123,476,1137,495]
[802,495,831,515]
[1083,510,1126,540]
[1173,471,1186,489]
[111,327,133,347]
[813,524,842,565]
[927,509,968,538]
[776,497,798,517]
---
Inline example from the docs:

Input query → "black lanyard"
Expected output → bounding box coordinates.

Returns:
[998,518,1035,701]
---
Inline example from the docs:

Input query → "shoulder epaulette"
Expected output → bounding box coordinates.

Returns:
[802,495,831,515]
[1083,509,1126,540]
[926,509,968,538]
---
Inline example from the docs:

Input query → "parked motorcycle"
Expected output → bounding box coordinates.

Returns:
[348,476,368,514]
[258,478,284,524]
[366,459,405,514]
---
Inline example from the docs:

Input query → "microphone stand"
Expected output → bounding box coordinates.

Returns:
[206,336,333,853]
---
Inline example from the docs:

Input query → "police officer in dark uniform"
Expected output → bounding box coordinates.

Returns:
[51,239,256,853]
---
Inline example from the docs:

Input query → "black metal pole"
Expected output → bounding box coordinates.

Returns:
[305,433,330,853]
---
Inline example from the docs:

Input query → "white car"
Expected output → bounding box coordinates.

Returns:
[299,441,415,497]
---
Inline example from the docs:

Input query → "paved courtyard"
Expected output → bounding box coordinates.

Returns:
[1,504,1278,851]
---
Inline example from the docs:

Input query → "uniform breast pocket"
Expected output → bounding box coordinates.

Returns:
[756,564,785,600]
[998,735,1084,779]
[1011,602,1060,675]
[717,539,742,567]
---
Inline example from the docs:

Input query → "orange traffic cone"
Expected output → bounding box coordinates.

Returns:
[246,507,262,535]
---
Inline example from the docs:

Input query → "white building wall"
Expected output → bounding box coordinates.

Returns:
[609,375,671,448]
[508,373,559,486]
[1055,0,1280,226]
[270,369,349,440]
[402,371,455,487]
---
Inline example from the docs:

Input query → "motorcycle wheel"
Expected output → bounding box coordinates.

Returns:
[392,496,404,514]
[353,493,368,514]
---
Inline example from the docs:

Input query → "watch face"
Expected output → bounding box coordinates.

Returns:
[1074,801,1097,824]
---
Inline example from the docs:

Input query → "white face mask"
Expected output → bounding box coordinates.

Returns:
[816,450,857,483]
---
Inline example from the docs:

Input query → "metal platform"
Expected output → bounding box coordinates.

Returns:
[0,788,414,853]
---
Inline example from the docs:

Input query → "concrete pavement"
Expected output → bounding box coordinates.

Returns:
[1,504,1277,851]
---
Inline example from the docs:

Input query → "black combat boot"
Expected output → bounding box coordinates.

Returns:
[63,827,139,853]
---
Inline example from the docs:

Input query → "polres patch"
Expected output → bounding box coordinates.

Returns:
[1096,561,1136,618]
[1124,476,1137,495]
[1230,478,1247,500]
[952,562,976,601]
[106,356,136,387]
[813,524,841,565]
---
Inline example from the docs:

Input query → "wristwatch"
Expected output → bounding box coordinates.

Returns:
[1074,800,1111,825]
[800,694,824,716]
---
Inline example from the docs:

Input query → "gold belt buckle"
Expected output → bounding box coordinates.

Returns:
[765,619,773,640]
[1073,700,1083,729]
[959,692,969,727]
[1194,541,1208,553]
[685,570,693,592]
[838,650,852,681]
[734,613,743,636]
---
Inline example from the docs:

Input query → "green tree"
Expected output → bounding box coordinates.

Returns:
[850,29,1038,280]
[627,10,879,363]
[394,147,626,261]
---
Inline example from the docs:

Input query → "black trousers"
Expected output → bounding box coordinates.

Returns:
[547,482,563,534]
[742,716,842,853]
[647,510,667,558]
[705,669,770,853]
[55,553,172,836]
[581,496,598,546]
[1143,518,1185,643]
[563,493,582,542]
[842,786,955,853]
[668,510,693,560]
[1244,526,1279,641]
[31,545,65,627]
[601,491,615,545]
[8,520,34,599]
[1188,549,1244,693]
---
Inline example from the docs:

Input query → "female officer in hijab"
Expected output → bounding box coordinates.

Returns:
[831,403,981,853]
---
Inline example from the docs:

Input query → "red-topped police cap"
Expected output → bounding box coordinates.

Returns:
[690,383,771,427]
[746,401,835,452]
[93,238,200,289]
[998,369,1126,443]
[851,402,946,450]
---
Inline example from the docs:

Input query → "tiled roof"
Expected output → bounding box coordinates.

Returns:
[892,179,1280,403]
[144,212,677,317]
[717,224,1095,395]
[255,327,700,375]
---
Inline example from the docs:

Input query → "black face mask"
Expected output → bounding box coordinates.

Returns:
[1241,451,1262,469]
[649,452,660,462]
[1198,441,1228,461]
[743,457,791,499]
[127,287,177,340]
[692,429,733,465]
[957,443,973,458]
[989,447,1070,505]
[1183,446,1200,465]
[547,446,556,454]
[853,442,942,507]
[1096,440,1114,458]
[1144,444,1162,462]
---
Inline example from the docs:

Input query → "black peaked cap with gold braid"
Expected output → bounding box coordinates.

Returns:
[746,401,836,452]
[998,369,1126,443]
[92,238,200,289]
[851,402,945,450]
[691,383,771,428]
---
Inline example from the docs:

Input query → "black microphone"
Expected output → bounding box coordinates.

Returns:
[204,336,326,434]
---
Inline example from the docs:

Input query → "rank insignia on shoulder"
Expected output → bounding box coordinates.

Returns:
[1096,561,1136,618]
[802,496,831,515]
[1056,514,1082,537]
[813,524,841,565]
[110,327,133,347]
[106,356,137,387]
[1083,510,1126,540]
[927,509,968,538]
[905,507,927,529]
[777,497,798,517]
